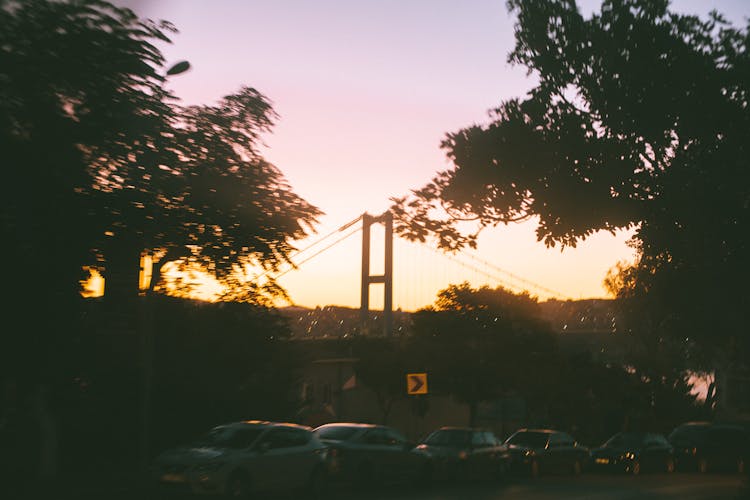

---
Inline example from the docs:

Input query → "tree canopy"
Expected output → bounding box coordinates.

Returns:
[411,283,556,426]
[392,0,750,364]
[1,0,321,485]
[1,0,321,320]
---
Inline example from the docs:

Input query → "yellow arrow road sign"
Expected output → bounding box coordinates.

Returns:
[406,373,428,395]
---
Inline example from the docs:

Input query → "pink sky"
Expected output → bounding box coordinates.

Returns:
[115,0,749,310]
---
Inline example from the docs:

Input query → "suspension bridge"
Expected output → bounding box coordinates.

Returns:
[268,210,574,336]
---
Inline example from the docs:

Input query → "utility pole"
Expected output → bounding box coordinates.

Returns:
[360,211,394,336]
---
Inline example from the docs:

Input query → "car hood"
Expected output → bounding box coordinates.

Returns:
[507,444,537,453]
[156,445,234,464]
[591,446,639,457]
[416,444,466,458]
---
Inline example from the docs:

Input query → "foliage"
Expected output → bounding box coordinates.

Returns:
[55,296,301,482]
[405,283,702,436]
[1,0,321,316]
[149,298,300,448]
[0,0,319,485]
[410,283,557,425]
[130,86,322,304]
[392,0,750,367]
[350,337,411,424]
[0,0,171,377]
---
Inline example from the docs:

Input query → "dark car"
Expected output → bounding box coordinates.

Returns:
[313,423,430,486]
[415,427,511,481]
[504,429,589,476]
[668,422,749,473]
[590,432,674,475]
[151,420,329,498]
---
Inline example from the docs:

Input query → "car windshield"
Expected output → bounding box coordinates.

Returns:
[506,431,549,448]
[314,425,360,441]
[423,429,472,446]
[195,425,265,449]
[604,432,647,449]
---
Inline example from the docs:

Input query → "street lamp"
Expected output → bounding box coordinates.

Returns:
[138,59,191,475]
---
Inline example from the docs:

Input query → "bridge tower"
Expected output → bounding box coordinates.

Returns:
[360,211,393,336]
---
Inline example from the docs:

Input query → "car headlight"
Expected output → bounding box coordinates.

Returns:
[621,452,635,460]
[458,450,469,460]
[524,450,535,457]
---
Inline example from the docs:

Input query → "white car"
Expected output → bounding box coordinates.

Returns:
[151,420,329,497]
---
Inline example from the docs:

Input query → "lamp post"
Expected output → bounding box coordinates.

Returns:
[138,60,190,475]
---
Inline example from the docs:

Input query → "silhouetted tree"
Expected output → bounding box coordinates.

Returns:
[58,296,301,486]
[351,337,411,425]
[98,85,322,305]
[393,0,750,376]
[410,283,556,426]
[149,298,300,448]
[1,0,319,487]
[2,0,320,318]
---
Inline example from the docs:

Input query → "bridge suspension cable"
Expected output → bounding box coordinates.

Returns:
[272,224,362,280]
[251,215,362,282]
[290,214,362,259]
[418,243,570,300]
[460,250,571,300]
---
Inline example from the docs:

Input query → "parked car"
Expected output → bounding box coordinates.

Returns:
[313,422,430,486]
[151,420,329,497]
[590,431,674,475]
[415,427,511,481]
[504,428,589,476]
[668,421,749,473]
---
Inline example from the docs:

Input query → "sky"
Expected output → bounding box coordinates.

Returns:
[114,0,750,311]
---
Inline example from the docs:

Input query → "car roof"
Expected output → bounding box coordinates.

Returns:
[220,420,312,431]
[435,426,492,432]
[676,421,711,427]
[514,428,558,434]
[677,421,744,429]
[612,431,665,438]
[314,422,379,430]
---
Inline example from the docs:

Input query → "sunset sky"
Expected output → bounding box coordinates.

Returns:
[115,0,750,311]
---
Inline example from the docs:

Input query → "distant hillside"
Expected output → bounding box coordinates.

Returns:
[278,299,618,338]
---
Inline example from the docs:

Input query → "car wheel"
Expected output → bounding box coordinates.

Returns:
[572,459,582,476]
[226,472,252,499]
[356,461,374,488]
[630,460,641,476]
[408,461,432,488]
[497,461,508,480]
[416,461,433,485]
[665,458,675,473]
[307,466,327,499]
[698,458,708,474]
[456,461,470,481]
[530,460,540,478]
